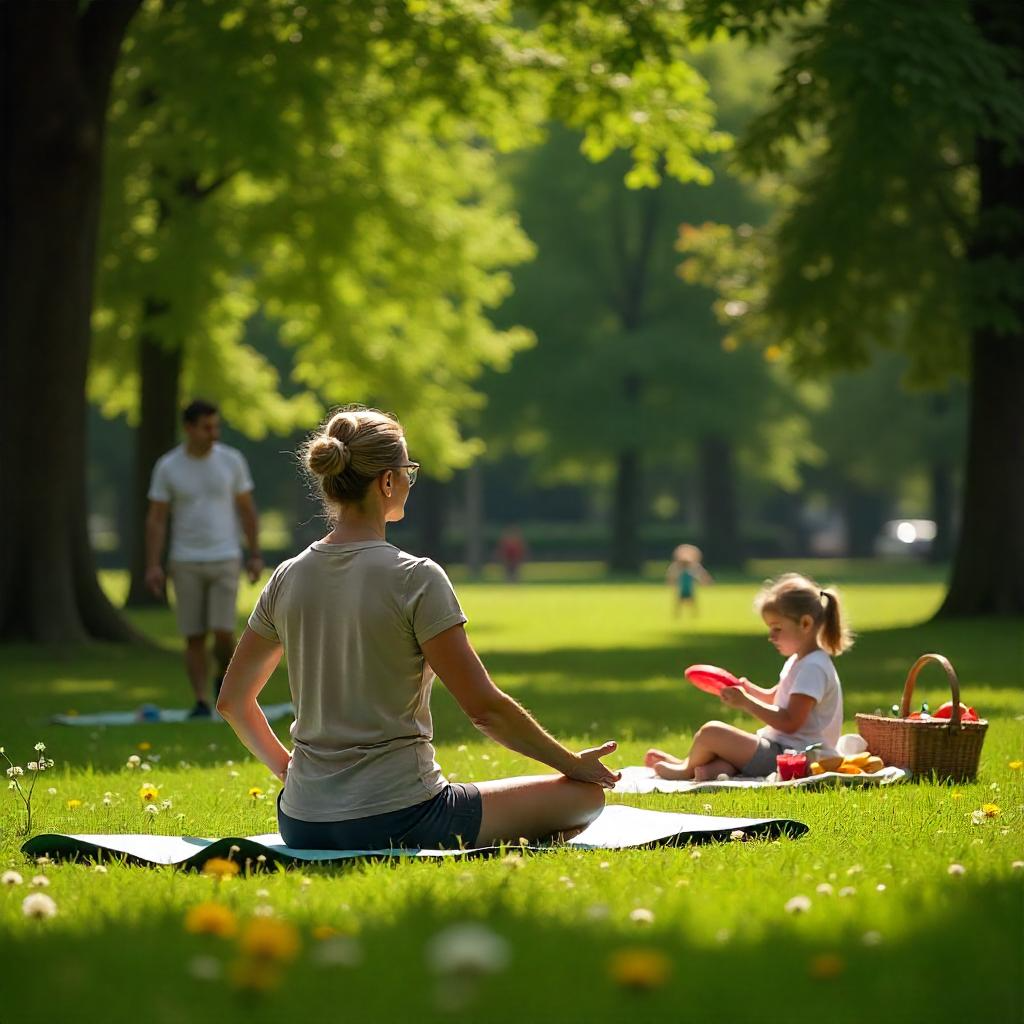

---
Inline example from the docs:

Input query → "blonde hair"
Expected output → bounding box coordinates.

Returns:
[754,572,854,656]
[301,405,406,519]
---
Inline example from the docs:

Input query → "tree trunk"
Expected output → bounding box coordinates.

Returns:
[463,463,484,579]
[939,0,1024,616]
[927,460,956,564]
[939,333,1024,613]
[415,475,448,565]
[0,1,141,642]
[840,482,887,559]
[125,316,181,606]
[608,446,642,573]
[697,434,741,567]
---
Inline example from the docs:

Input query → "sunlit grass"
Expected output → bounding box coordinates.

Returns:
[1,564,1021,1023]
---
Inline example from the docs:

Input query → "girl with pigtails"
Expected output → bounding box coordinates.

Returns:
[646,573,853,781]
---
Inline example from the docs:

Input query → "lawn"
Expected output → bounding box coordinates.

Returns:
[1,562,1022,1024]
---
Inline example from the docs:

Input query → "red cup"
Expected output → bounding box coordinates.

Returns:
[776,752,808,781]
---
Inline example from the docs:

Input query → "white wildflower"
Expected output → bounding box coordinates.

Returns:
[29,875,49,887]
[188,955,222,981]
[876,884,887,892]
[947,863,966,876]
[139,763,152,772]
[21,893,57,919]
[838,887,856,897]
[1,870,23,886]
[313,936,363,968]
[815,883,834,895]
[784,895,811,914]
[426,923,510,976]
[46,787,57,796]
[34,743,46,752]
[729,830,746,842]
[92,865,107,874]
[629,908,655,924]
[145,804,159,815]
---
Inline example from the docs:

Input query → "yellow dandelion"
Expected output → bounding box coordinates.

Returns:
[184,902,237,938]
[137,742,152,752]
[138,784,159,803]
[607,948,672,990]
[809,953,845,979]
[764,344,784,362]
[1008,760,1023,770]
[238,917,301,963]
[950,791,963,800]
[66,799,82,810]
[248,787,264,799]
[202,858,241,880]
[982,803,1001,818]
[311,925,338,941]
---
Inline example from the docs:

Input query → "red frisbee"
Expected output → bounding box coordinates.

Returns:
[684,664,741,696]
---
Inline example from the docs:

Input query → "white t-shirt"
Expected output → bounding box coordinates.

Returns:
[758,649,844,755]
[148,443,254,562]
[248,541,468,822]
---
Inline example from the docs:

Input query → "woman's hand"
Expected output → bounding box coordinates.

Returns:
[562,741,621,789]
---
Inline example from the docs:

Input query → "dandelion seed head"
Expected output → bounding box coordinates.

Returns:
[21,893,57,919]
[785,895,811,914]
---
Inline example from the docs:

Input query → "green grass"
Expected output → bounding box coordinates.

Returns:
[2,563,1022,1023]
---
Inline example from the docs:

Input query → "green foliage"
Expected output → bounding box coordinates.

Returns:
[481,38,818,490]
[678,0,1024,381]
[91,0,732,471]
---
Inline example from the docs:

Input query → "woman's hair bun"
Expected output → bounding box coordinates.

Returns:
[306,435,351,478]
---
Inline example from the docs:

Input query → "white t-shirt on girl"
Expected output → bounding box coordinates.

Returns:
[758,649,844,756]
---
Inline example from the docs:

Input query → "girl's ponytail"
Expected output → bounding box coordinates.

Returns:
[818,588,853,656]
[755,574,855,656]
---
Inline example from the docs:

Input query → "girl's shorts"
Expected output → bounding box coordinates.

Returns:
[741,737,790,777]
[277,783,483,851]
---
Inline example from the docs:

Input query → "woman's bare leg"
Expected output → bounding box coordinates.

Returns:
[693,757,738,782]
[474,775,605,845]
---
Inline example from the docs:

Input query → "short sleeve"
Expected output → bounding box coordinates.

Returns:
[789,659,828,701]
[407,559,467,645]
[148,458,171,502]
[247,562,286,642]
[232,450,255,495]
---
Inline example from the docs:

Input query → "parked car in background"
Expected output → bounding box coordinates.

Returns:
[874,519,937,558]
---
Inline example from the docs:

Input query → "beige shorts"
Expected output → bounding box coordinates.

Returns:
[168,559,241,636]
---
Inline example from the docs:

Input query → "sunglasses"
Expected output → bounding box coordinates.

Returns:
[392,462,420,487]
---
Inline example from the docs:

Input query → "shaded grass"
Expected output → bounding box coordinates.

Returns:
[1,564,1022,1022]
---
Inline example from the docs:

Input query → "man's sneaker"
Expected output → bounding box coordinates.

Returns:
[187,701,212,719]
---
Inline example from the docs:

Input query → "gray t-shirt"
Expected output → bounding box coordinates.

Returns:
[248,541,467,822]
[148,443,253,562]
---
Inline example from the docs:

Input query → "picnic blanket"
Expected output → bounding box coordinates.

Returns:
[50,703,295,726]
[20,804,808,869]
[613,764,908,795]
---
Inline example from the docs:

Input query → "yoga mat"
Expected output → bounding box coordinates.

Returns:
[613,764,908,795]
[20,804,807,869]
[50,703,294,726]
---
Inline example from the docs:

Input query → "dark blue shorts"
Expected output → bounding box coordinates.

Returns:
[277,783,483,851]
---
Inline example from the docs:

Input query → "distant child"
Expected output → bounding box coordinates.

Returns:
[645,573,853,780]
[496,526,528,583]
[666,543,712,618]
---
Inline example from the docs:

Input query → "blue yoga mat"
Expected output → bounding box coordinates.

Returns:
[21,804,808,868]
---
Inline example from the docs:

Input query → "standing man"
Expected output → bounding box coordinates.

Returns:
[145,399,263,717]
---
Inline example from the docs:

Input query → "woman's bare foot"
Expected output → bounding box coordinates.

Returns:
[652,760,694,780]
[644,748,684,769]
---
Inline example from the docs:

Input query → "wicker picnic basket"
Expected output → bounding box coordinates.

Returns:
[855,653,988,782]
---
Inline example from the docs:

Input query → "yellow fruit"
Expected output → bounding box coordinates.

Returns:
[810,762,825,775]
[846,752,873,766]
[863,756,884,773]
[818,755,844,772]
[837,763,863,775]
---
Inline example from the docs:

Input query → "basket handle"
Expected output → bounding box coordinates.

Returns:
[899,653,963,732]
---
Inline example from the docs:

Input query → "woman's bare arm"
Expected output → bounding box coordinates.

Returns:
[216,627,291,781]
